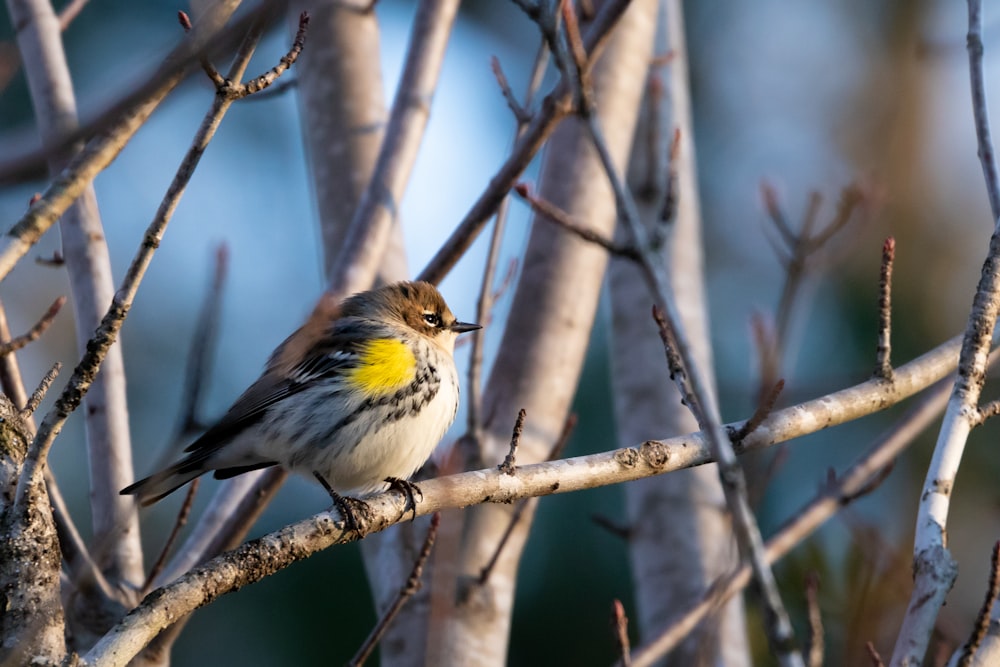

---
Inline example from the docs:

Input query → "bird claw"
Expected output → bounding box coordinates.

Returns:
[314,472,369,535]
[385,476,422,521]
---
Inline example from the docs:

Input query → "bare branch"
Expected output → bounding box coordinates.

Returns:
[0,297,65,357]
[804,572,824,667]
[491,55,531,124]
[232,12,310,99]
[892,2,1000,661]
[630,358,964,667]
[328,0,461,296]
[20,363,60,419]
[0,0,261,280]
[968,0,1000,221]
[956,541,1000,667]
[612,600,632,667]
[875,237,895,380]
[13,10,275,517]
[349,513,440,667]
[176,244,229,443]
[57,0,90,31]
[418,0,636,285]
[866,642,886,667]
[514,182,640,259]
[141,480,200,597]
[467,38,549,442]
[733,379,785,444]
[499,408,526,475]
[179,10,225,87]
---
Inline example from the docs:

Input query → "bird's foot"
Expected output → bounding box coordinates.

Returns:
[385,476,422,521]
[314,472,369,535]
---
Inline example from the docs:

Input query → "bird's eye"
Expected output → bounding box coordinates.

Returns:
[423,312,441,327]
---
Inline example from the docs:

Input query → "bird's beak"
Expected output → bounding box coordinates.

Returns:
[450,321,482,334]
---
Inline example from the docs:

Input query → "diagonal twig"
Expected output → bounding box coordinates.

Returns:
[556,2,802,660]
[0,297,65,356]
[349,513,441,666]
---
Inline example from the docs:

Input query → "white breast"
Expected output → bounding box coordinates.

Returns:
[245,339,461,495]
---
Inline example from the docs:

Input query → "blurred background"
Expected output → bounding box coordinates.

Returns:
[2,0,999,664]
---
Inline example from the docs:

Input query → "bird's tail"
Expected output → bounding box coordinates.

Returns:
[120,450,214,506]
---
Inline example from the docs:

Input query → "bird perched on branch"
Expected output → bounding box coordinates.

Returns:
[122,281,480,514]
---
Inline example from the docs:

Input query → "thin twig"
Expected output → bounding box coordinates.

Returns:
[514,182,640,259]
[476,413,574,588]
[328,0,461,297]
[239,76,297,102]
[467,38,549,440]
[591,513,631,540]
[499,408,526,475]
[232,12,309,99]
[761,182,797,248]
[874,237,895,380]
[892,2,1000,662]
[968,0,1000,222]
[758,183,863,404]
[177,244,229,440]
[0,2,290,289]
[57,0,90,30]
[0,299,114,601]
[804,572,824,667]
[0,296,65,356]
[13,10,285,514]
[560,0,589,96]
[655,128,680,240]
[491,56,530,124]
[0,1,283,185]
[976,398,1000,424]
[957,540,1000,667]
[178,11,224,87]
[629,360,967,667]
[349,513,441,667]
[475,501,531,588]
[733,379,785,444]
[565,5,799,655]
[807,185,864,252]
[651,305,684,381]
[141,480,200,596]
[417,0,636,285]
[20,362,61,419]
[86,337,992,666]
[866,642,885,667]
[612,599,632,667]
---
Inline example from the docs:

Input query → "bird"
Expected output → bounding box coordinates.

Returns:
[121,281,480,513]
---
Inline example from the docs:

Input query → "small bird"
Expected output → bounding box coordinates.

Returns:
[121,281,480,508]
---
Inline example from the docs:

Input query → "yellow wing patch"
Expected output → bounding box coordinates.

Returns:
[347,338,418,396]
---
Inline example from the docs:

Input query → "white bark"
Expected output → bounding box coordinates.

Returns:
[7,0,141,587]
[289,1,427,663]
[610,2,748,664]
[891,2,1000,663]
[428,2,659,664]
